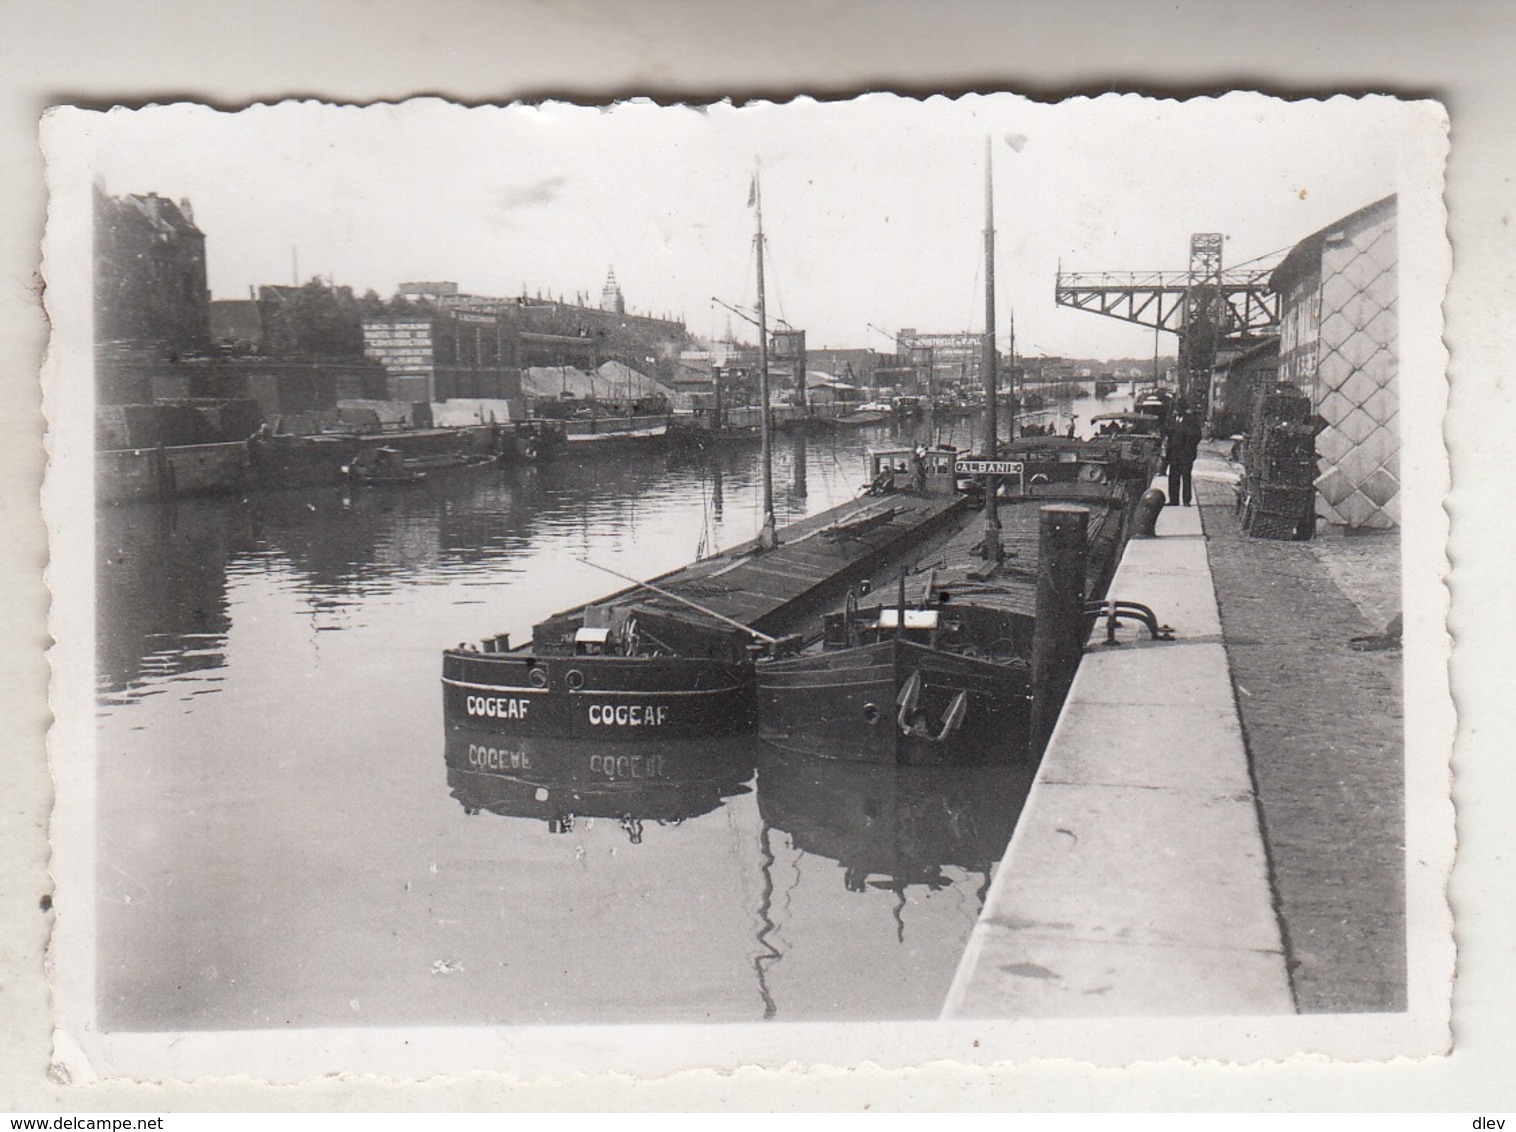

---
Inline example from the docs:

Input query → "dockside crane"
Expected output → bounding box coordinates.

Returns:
[711,295,788,333]
[710,296,807,410]
[1053,233,1282,409]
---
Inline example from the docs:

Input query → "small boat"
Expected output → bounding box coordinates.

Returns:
[1090,410,1164,438]
[247,427,363,489]
[559,412,669,448]
[345,446,423,485]
[667,400,766,449]
[344,446,497,486]
[892,395,926,420]
[1134,386,1175,429]
[1013,409,1074,438]
[833,401,896,427]
[667,420,764,449]
[932,396,986,420]
[494,418,568,463]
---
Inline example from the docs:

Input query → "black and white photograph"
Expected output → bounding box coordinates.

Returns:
[40,91,1451,1083]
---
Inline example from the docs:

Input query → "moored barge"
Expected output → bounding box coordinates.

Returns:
[755,434,1158,765]
[441,445,971,741]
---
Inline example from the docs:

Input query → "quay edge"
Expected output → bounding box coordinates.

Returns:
[942,471,1296,1019]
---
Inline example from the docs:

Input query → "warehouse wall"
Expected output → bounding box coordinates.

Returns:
[1311,200,1399,529]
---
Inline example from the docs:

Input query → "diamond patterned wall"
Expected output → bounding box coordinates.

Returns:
[1310,202,1399,530]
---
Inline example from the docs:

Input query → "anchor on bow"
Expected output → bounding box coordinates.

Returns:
[896,670,969,742]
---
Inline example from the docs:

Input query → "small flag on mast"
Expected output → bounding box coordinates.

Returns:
[747,173,758,208]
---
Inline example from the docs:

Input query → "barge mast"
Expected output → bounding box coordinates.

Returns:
[754,167,777,550]
[982,138,1003,564]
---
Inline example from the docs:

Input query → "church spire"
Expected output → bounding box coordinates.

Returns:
[600,267,624,314]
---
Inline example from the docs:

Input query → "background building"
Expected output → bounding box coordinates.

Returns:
[896,329,986,393]
[359,282,692,408]
[1212,338,1283,436]
[94,187,211,357]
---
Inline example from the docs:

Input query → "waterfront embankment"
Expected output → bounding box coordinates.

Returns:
[943,445,1405,1017]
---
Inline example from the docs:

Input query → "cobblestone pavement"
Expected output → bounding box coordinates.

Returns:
[1195,463,1406,1013]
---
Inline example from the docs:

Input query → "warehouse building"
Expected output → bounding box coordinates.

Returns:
[1270,195,1399,530]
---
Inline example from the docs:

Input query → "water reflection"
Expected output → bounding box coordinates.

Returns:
[97,496,246,697]
[733,744,1037,1019]
[95,415,1080,1027]
[755,745,1035,922]
[444,727,758,839]
[97,434,896,700]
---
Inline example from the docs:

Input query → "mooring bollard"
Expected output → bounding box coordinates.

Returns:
[1132,487,1166,538]
[1030,504,1090,758]
[1133,487,1164,539]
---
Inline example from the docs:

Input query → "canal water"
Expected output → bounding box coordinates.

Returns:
[96,392,1122,1030]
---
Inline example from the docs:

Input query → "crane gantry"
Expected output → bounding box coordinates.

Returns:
[1054,233,1281,407]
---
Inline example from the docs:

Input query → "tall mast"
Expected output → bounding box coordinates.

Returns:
[754,167,777,549]
[983,139,998,460]
[982,138,1003,564]
[1008,306,1017,440]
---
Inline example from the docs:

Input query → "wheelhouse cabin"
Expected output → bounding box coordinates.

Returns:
[864,445,961,497]
[818,599,1034,659]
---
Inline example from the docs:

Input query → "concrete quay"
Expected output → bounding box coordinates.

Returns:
[943,450,1405,1018]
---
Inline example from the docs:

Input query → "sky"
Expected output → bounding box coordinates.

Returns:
[87,94,1418,359]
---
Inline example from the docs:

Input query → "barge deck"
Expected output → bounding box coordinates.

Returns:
[442,478,972,740]
[754,475,1135,765]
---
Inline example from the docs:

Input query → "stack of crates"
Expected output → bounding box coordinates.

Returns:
[1242,384,1317,540]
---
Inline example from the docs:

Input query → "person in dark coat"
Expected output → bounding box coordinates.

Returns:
[1164,399,1203,506]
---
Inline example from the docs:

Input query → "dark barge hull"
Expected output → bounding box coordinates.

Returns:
[754,437,1155,765]
[829,411,895,427]
[666,421,764,449]
[442,488,973,740]
[249,426,500,489]
[554,414,671,451]
[442,653,754,739]
[757,637,1030,765]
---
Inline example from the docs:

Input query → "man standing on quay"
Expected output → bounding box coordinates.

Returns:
[1164,398,1203,506]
